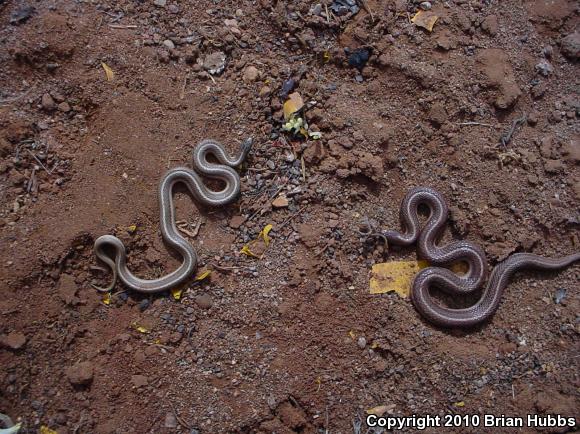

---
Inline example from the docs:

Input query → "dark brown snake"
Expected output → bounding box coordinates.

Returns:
[378,187,580,328]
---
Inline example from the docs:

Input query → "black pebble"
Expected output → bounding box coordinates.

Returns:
[138,299,150,312]
[348,48,371,71]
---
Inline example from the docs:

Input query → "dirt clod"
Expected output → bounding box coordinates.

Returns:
[65,361,94,386]
[0,331,27,350]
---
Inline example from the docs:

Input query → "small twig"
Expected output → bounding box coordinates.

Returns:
[169,403,191,430]
[179,73,188,100]
[359,0,374,21]
[500,114,527,147]
[277,205,307,232]
[26,149,53,174]
[108,24,138,29]
[459,121,495,127]
[211,264,253,272]
[314,241,333,257]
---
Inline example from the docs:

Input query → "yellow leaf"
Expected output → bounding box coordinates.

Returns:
[101,62,115,81]
[240,244,260,258]
[454,401,465,407]
[195,269,212,281]
[40,426,58,434]
[259,224,273,246]
[102,292,112,306]
[348,330,356,339]
[128,224,137,234]
[283,92,304,120]
[171,288,182,300]
[370,342,379,349]
[369,260,429,297]
[133,323,149,334]
[411,11,439,32]
[322,51,331,63]
[240,225,274,259]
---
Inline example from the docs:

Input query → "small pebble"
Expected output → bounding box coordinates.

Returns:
[163,39,175,50]
[139,299,150,312]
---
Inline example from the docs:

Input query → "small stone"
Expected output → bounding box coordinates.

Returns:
[544,159,563,173]
[338,137,353,149]
[10,4,34,25]
[535,60,553,77]
[419,2,432,10]
[57,101,71,112]
[243,65,260,82]
[203,51,226,75]
[428,103,448,126]
[357,336,367,349]
[138,299,150,312]
[259,86,271,97]
[527,111,539,126]
[164,412,178,428]
[131,374,149,388]
[65,361,94,386]
[194,293,213,309]
[0,331,27,350]
[272,195,289,208]
[161,40,174,51]
[549,110,562,123]
[229,215,245,229]
[561,32,580,60]
[481,15,498,36]
[311,3,322,15]
[562,138,580,163]
[153,0,166,7]
[168,4,179,13]
[41,93,56,112]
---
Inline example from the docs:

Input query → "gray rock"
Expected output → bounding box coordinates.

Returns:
[162,39,175,50]
[41,93,56,112]
[561,32,580,60]
[164,412,178,428]
[10,4,34,25]
[153,0,166,7]
[203,51,226,75]
[535,60,553,77]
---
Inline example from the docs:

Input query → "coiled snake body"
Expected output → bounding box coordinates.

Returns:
[381,187,580,328]
[93,138,252,294]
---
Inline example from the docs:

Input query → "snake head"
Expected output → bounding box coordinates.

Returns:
[240,137,253,156]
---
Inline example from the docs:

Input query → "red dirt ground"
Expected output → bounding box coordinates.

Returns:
[1,0,579,433]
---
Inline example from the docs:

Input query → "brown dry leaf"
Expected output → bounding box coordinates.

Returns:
[369,260,429,297]
[283,92,304,120]
[365,404,396,416]
[411,11,439,32]
[101,62,115,81]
